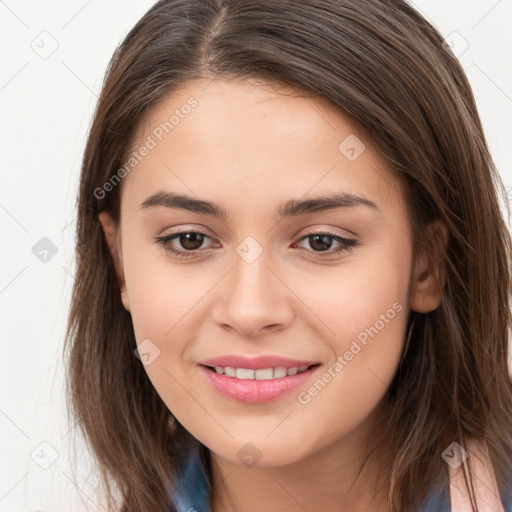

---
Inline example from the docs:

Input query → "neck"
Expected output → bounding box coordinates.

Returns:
[209,414,390,512]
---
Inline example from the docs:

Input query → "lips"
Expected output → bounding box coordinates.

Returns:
[197,354,321,403]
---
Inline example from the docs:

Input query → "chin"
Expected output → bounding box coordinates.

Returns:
[207,438,311,469]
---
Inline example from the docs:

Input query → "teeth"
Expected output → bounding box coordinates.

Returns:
[273,367,287,378]
[224,366,236,377]
[212,365,312,380]
[236,368,255,379]
[255,368,274,380]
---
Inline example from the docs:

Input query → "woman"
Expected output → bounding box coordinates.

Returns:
[64,1,512,510]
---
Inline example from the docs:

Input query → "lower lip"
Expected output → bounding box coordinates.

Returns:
[198,365,320,403]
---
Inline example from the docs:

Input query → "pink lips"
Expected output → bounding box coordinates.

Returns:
[198,355,321,403]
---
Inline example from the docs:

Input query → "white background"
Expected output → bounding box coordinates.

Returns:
[1,1,511,510]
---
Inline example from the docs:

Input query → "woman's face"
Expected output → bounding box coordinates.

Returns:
[99,78,441,467]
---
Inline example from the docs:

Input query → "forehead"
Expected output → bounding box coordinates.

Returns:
[120,78,406,220]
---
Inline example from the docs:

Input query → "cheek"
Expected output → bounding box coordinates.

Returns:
[295,244,410,397]
[290,267,408,449]
[296,241,409,342]
[121,236,210,342]
[122,252,210,410]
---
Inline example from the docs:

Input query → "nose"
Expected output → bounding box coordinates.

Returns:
[210,248,294,338]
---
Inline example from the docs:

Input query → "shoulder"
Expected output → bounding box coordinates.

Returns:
[418,438,512,512]
[448,438,512,511]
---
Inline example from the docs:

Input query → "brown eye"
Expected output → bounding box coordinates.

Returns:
[154,230,216,259]
[308,234,336,251]
[177,232,206,251]
[295,232,358,256]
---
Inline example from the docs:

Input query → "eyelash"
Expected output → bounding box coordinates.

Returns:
[153,230,358,259]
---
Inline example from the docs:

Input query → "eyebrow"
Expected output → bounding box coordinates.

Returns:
[139,190,380,220]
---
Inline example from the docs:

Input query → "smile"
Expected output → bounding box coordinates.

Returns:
[205,364,314,380]
[199,364,321,403]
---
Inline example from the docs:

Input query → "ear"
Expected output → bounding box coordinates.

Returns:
[409,220,449,313]
[98,211,130,312]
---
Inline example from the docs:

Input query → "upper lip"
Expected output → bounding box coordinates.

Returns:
[199,355,320,370]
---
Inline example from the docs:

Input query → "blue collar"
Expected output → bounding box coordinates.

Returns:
[171,444,211,512]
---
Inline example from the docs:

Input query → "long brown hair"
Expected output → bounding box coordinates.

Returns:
[64,1,512,510]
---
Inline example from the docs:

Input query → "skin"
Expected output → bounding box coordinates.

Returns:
[99,78,447,512]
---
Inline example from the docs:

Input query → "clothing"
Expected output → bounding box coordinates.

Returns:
[170,444,512,512]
